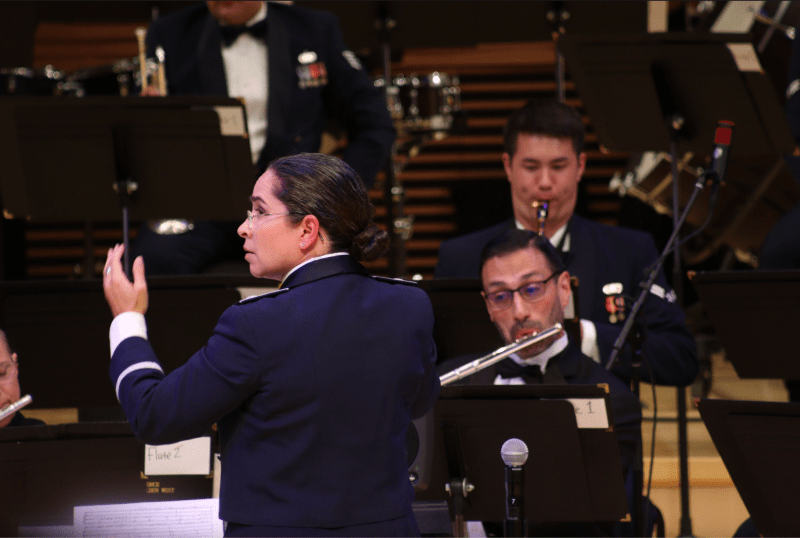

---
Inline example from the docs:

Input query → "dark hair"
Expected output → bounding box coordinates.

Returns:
[503,99,585,158]
[0,329,11,358]
[479,229,565,278]
[268,153,389,262]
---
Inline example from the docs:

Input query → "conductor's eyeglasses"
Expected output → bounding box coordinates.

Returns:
[245,210,301,229]
[484,271,563,310]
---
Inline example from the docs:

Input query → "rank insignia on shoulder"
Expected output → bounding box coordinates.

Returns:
[238,288,289,304]
[342,50,363,70]
[371,275,418,286]
[649,284,677,303]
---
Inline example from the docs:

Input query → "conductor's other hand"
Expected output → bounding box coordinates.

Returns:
[103,244,149,317]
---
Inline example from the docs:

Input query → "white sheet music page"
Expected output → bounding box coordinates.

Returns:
[74,498,222,538]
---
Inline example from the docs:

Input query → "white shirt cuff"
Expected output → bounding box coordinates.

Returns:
[110,312,148,358]
[580,319,600,363]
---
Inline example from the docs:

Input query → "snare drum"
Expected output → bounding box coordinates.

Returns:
[376,71,461,133]
[0,65,65,95]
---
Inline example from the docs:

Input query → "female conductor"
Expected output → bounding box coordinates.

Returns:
[103,153,440,537]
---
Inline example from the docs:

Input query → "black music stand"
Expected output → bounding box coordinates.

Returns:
[414,385,628,534]
[0,96,254,275]
[691,270,800,379]
[0,275,271,412]
[559,33,794,156]
[0,422,214,536]
[697,398,800,537]
[417,279,503,365]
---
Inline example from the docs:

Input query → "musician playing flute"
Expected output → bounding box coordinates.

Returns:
[435,99,698,388]
[438,229,642,537]
[0,329,43,428]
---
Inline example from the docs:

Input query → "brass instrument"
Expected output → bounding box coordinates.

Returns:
[0,394,32,422]
[532,200,549,236]
[439,324,562,386]
[156,46,168,96]
[134,27,149,93]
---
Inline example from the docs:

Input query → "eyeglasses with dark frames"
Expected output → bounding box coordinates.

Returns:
[483,271,563,310]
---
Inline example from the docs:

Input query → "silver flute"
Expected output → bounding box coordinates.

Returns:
[440,323,562,386]
[0,394,33,422]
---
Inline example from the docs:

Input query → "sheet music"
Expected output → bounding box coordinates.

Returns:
[74,498,222,538]
[543,398,609,429]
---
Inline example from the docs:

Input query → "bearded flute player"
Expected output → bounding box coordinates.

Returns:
[438,229,642,537]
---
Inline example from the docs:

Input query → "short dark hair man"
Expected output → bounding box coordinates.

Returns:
[435,99,697,387]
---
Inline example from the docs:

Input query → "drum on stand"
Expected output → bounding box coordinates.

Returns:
[375,71,461,135]
[0,66,65,96]
[63,57,156,97]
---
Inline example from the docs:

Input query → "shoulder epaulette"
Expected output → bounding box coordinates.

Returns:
[238,288,290,304]
[371,275,419,286]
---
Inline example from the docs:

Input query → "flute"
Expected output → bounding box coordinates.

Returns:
[0,394,33,422]
[440,324,562,386]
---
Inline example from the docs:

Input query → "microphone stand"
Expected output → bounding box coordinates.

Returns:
[375,5,410,278]
[605,167,717,537]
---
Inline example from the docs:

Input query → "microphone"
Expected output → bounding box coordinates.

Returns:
[706,120,734,184]
[501,438,529,537]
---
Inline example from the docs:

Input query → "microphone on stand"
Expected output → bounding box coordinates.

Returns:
[501,438,529,537]
[706,120,734,184]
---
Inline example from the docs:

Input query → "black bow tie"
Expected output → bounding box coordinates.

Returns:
[496,358,544,384]
[218,18,267,46]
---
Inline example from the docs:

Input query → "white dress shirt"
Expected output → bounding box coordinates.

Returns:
[220,2,268,163]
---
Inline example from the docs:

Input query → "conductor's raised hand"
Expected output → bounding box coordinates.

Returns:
[103,244,149,317]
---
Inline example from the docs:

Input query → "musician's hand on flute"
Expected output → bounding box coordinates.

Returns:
[103,244,148,317]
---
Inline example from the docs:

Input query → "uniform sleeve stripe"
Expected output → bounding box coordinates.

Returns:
[115,361,164,401]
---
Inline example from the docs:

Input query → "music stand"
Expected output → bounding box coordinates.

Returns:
[416,279,504,364]
[698,398,800,537]
[414,385,628,532]
[691,270,800,379]
[0,422,213,536]
[0,275,270,411]
[0,96,254,274]
[559,32,794,156]
[559,32,799,266]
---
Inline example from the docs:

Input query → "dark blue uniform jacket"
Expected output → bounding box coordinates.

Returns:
[110,255,440,529]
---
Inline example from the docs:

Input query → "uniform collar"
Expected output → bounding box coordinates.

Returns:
[280,253,368,288]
